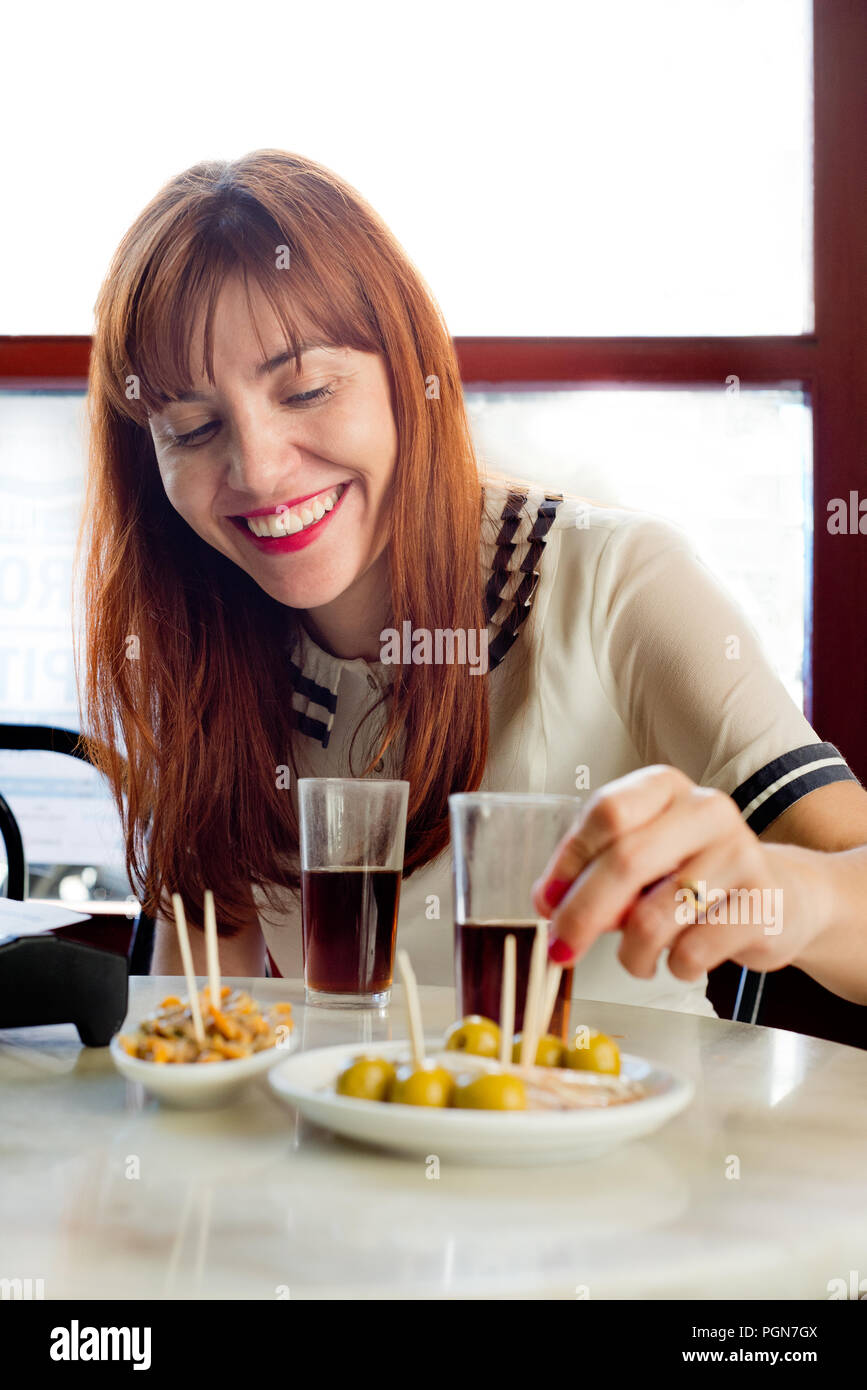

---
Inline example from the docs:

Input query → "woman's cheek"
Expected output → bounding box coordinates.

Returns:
[323,409,382,477]
[157,458,214,529]
[329,382,397,480]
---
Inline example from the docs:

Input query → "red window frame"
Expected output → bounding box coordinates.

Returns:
[1,2,865,777]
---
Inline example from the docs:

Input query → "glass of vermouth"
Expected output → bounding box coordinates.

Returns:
[449,792,583,1039]
[299,777,410,1007]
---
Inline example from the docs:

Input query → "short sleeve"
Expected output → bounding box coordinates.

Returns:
[589,513,859,834]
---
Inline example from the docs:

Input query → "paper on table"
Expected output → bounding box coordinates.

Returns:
[0,898,91,946]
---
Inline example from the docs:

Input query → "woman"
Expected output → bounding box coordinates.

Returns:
[79,149,867,1015]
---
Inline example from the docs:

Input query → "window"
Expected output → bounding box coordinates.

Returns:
[466,384,811,707]
[1,0,812,338]
[0,0,865,902]
[0,390,128,900]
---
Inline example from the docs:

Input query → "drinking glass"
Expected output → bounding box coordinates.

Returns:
[449,792,583,1039]
[299,778,409,1007]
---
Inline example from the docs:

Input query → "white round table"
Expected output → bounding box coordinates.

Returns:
[1,976,866,1299]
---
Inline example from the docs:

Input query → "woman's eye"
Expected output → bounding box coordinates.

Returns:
[283,385,334,408]
[172,421,219,448]
[170,386,333,449]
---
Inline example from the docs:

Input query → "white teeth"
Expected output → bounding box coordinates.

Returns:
[242,483,345,538]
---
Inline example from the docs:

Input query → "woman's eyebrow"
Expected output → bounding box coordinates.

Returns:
[161,342,333,405]
[254,341,334,378]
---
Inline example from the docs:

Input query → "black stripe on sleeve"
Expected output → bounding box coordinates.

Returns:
[730,743,859,835]
[744,764,858,835]
[730,742,850,810]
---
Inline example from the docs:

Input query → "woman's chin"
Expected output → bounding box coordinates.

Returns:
[262,570,361,613]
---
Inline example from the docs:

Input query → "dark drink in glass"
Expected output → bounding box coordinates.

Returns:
[449,793,583,1039]
[455,919,573,1039]
[298,778,409,1007]
[302,867,400,996]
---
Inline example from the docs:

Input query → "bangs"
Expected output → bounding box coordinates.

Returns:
[110,180,382,423]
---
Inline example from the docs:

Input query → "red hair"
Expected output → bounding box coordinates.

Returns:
[76,150,488,932]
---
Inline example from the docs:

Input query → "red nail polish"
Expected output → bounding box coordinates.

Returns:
[544,878,572,910]
[548,937,575,964]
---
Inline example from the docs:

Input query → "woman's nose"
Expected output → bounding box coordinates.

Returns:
[223,414,306,496]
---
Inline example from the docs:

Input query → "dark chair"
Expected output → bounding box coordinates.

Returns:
[706,957,866,1051]
[707,959,764,1025]
[0,725,154,973]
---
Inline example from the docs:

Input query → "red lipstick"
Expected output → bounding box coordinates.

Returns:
[228,480,351,554]
[234,484,345,519]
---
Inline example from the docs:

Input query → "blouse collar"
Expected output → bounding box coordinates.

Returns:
[285,480,564,748]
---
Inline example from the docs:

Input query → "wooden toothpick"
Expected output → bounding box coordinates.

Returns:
[203,889,221,1012]
[520,921,548,1067]
[171,892,205,1046]
[540,962,563,1038]
[499,934,517,1067]
[397,948,425,1070]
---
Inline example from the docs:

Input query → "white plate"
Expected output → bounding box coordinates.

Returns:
[110,1025,297,1108]
[267,1039,694,1165]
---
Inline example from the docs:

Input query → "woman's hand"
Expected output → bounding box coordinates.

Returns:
[532,765,834,981]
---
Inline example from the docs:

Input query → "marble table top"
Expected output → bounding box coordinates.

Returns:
[1,976,866,1300]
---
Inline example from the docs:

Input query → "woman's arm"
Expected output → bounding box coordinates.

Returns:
[150,897,267,976]
[759,780,867,1003]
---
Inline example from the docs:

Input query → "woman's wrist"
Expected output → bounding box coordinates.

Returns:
[788,845,867,1002]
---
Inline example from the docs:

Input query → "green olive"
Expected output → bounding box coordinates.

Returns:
[336,1055,398,1101]
[444,1015,501,1058]
[452,1072,527,1111]
[511,1033,565,1067]
[387,1062,455,1107]
[564,1029,620,1075]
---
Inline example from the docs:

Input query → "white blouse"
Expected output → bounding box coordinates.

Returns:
[254,478,856,1016]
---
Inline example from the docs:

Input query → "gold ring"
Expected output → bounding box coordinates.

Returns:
[678,878,708,913]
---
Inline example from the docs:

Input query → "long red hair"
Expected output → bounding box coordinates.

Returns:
[76,149,488,932]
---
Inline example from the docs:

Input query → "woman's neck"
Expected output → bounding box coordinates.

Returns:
[301,549,391,663]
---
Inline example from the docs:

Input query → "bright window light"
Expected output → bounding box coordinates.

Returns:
[0,0,811,335]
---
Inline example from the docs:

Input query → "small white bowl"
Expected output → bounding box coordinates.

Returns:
[110,1025,297,1109]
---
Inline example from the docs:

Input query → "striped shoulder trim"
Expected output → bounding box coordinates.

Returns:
[731,742,859,835]
[483,486,564,672]
[287,656,337,749]
[290,709,333,748]
[286,659,338,714]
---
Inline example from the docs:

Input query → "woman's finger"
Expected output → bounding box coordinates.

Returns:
[616,835,748,978]
[546,786,743,962]
[532,764,694,915]
[619,837,807,981]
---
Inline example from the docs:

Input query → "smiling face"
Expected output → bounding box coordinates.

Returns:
[147,273,398,629]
